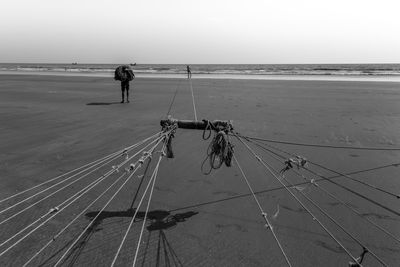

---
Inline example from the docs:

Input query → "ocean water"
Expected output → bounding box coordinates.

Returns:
[1,63,400,77]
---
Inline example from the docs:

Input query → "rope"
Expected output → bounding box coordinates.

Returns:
[234,134,361,265]
[0,169,123,258]
[233,154,292,267]
[248,138,400,244]
[0,136,161,251]
[166,79,182,116]
[22,170,128,267]
[132,144,165,267]
[0,168,113,250]
[276,170,387,265]
[110,137,167,267]
[201,128,234,175]
[22,142,158,266]
[246,136,400,199]
[129,158,153,210]
[309,161,400,199]
[0,132,162,217]
[0,153,119,226]
[240,135,400,151]
[189,78,198,121]
[0,132,162,206]
[0,152,118,216]
[239,134,400,215]
[1,134,163,227]
[255,150,388,265]
[53,137,164,267]
[306,167,400,218]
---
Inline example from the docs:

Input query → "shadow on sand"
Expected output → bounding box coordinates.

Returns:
[49,209,197,266]
[86,102,121,105]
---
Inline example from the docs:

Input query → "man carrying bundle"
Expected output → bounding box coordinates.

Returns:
[114,64,136,103]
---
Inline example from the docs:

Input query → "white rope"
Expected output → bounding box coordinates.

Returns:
[0,153,117,216]
[133,148,164,267]
[22,134,166,265]
[0,170,124,258]
[189,78,198,121]
[0,131,162,205]
[0,134,163,226]
[233,154,292,267]
[253,140,400,244]
[0,136,164,262]
[0,167,114,250]
[111,139,167,267]
[22,163,137,266]
[235,135,361,265]
[0,156,117,227]
[53,137,164,267]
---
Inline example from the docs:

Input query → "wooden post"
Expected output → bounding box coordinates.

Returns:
[160,117,233,131]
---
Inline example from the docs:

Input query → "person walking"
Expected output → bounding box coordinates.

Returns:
[186,65,192,79]
[115,65,135,103]
[120,69,130,103]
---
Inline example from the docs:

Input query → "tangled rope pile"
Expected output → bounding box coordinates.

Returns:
[201,120,234,174]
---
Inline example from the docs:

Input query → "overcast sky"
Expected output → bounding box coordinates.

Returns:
[1,0,399,64]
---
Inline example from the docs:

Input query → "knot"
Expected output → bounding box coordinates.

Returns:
[112,165,120,173]
[255,155,262,162]
[295,156,307,169]
[279,155,307,175]
[349,247,368,266]
[49,207,59,213]
[125,163,136,173]
[130,163,136,170]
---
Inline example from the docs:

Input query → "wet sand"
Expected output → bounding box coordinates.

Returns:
[0,74,399,266]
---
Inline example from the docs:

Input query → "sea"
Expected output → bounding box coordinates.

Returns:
[1,63,400,81]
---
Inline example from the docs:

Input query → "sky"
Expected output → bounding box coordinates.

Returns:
[1,0,399,64]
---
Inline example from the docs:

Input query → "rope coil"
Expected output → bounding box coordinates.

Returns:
[201,128,234,174]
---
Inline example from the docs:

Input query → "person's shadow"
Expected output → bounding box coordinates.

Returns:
[86,102,121,105]
[44,208,197,266]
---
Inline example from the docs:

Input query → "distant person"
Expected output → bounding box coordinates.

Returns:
[114,64,135,103]
[186,65,192,79]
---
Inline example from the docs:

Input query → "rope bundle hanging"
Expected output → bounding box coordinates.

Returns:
[201,120,234,174]
[160,116,177,158]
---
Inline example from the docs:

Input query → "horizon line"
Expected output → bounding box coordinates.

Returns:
[1,62,400,65]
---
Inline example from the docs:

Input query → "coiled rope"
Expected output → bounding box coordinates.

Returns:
[201,121,234,174]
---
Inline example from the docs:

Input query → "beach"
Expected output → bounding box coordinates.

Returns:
[0,74,399,266]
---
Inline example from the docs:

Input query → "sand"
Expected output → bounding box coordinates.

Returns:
[0,74,399,266]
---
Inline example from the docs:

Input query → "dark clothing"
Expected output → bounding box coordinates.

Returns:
[117,66,134,103]
[121,80,130,102]
[121,80,130,92]
[187,65,191,79]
